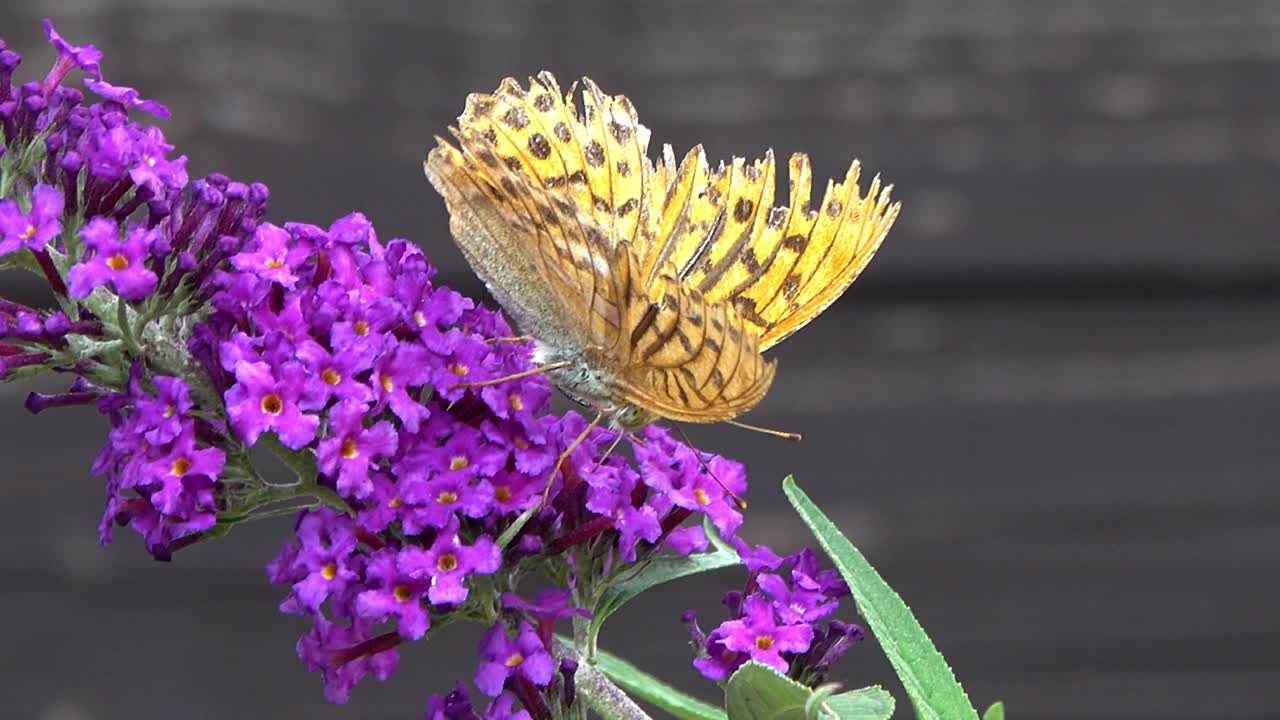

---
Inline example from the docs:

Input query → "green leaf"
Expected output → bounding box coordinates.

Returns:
[724,662,812,720]
[496,505,538,549]
[823,686,896,719]
[982,701,1006,720]
[588,523,739,645]
[592,645,728,720]
[783,476,979,720]
[724,663,893,720]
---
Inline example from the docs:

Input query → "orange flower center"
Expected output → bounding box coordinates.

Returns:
[388,495,402,509]
[436,553,458,572]
[21,223,35,239]
[170,457,191,477]
[754,635,775,651]
[353,320,369,336]
[513,437,529,450]
[380,374,394,393]
[693,488,711,506]
[265,257,285,269]
[413,310,427,327]
[508,394,524,411]
[340,438,359,460]
[449,456,469,471]
[260,393,284,415]
[322,368,341,385]
[436,491,459,505]
[162,404,176,419]
[392,584,413,603]
[321,561,338,581]
[505,653,524,668]
[450,363,469,376]
[106,253,130,271]
[494,486,512,503]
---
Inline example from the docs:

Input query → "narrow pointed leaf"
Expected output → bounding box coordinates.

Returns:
[782,476,979,720]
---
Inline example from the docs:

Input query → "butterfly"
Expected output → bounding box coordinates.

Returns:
[424,72,900,479]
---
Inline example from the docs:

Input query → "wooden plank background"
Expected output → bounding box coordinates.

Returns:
[1,3,1277,719]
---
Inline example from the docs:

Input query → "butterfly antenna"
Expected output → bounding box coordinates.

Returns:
[485,335,532,345]
[591,430,628,472]
[725,419,803,442]
[672,424,748,511]
[448,360,571,391]
[540,410,605,509]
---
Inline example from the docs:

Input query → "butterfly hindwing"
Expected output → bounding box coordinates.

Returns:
[619,263,777,423]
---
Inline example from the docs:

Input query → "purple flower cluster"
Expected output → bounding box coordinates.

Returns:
[685,542,863,685]
[224,215,750,713]
[1,21,267,554]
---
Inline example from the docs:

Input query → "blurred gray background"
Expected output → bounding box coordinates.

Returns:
[2,2,1278,719]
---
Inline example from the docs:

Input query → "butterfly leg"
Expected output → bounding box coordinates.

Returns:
[540,409,604,508]
[447,360,571,391]
[590,430,628,472]
[672,424,748,510]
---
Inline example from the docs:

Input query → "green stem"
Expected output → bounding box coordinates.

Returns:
[554,640,652,720]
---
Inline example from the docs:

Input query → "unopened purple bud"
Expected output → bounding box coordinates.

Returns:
[0,351,51,378]
[204,172,229,189]
[43,312,71,337]
[16,311,44,338]
[249,182,270,206]
[559,658,578,708]
[721,590,743,616]
[177,251,197,271]
[682,609,706,646]
[25,389,98,414]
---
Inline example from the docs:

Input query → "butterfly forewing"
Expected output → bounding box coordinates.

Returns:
[455,73,659,255]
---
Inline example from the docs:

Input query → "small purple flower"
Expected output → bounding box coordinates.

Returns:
[585,464,660,562]
[133,374,193,445]
[483,694,533,720]
[756,572,840,624]
[232,222,310,288]
[85,78,170,118]
[144,426,225,515]
[638,430,746,537]
[285,509,364,615]
[316,400,398,500]
[401,517,501,605]
[474,620,555,697]
[0,184,64,255]
[67,217,159,300]
[296,341,374,408]
[717,596,814,674]
[42,19,102,93]
[355,546,433,640]
[127,126,187,192]
[296,616,400,705]
[399,471,493,534]
[370,342,432,433]
[425,682,478,720]
[224,360,320,449]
